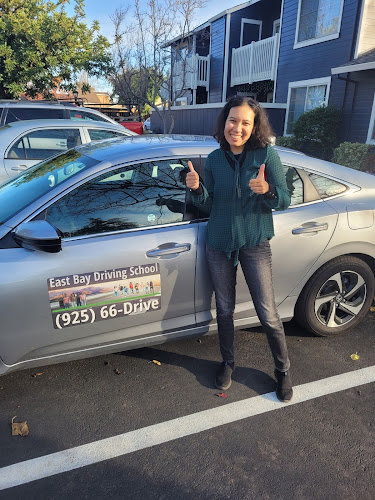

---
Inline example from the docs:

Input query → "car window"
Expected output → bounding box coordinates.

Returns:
[45,160,189,237]
[7,129,82,160]
[307,172,347,198]
[69,110,109,122]
[87,129,127,141]
[283,166,303,206]
[0,150,100,225]
[4,107,65,124]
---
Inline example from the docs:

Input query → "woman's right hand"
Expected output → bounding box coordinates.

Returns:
[186,161,200,190]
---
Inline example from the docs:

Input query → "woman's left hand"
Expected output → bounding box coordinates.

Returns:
[249,164,269,194]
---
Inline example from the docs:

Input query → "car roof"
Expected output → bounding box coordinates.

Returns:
[76,135,219,163]
[0,119,132,134]
[0,100,77,108]
[75,135,375,186]
[0,101,119,122]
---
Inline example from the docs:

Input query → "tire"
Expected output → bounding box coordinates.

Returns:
[295,256,374,337]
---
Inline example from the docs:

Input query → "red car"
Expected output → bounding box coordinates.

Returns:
[119,121,144,135]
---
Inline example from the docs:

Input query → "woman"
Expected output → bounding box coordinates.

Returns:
[186,96,292,402]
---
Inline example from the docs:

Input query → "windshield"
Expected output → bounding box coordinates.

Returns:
[0,149,99,225]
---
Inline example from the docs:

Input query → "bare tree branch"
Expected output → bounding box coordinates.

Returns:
[109,0,205,133]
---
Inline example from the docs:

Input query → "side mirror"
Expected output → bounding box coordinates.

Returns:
[12,220,62,253]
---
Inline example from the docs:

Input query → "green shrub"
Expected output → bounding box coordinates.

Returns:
[332,142,375,170]
[275,136,298,149]
[292,106,342,160]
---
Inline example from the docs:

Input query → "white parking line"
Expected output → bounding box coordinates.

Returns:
[1,366,374,491]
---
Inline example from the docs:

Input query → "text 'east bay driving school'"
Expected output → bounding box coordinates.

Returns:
[47,263,161,329]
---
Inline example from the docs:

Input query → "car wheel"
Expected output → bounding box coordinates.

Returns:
[295,256,374,337]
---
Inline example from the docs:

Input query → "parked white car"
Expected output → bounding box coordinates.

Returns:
[0,119,136,183]
[143,117,152,132]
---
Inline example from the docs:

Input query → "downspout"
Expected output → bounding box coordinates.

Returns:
[273,0,285,103]
[222,12,231,103]
[193,34,197,105]
[335,0,363,142]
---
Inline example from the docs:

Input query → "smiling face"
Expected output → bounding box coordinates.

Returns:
[224,104,256,154]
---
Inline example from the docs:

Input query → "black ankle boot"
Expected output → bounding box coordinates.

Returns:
[274,369,293,402]
[215,361,234,390]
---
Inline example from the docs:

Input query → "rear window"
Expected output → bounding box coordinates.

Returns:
[5,107,65,124]
[69,110,109,122]
[0,150,99,225]
[307,172,347,198]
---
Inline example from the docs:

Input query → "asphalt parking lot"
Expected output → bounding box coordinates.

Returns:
[0,314,374,499]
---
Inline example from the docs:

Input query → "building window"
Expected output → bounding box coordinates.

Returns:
[240,19,262,47]
[285,78,331,134]
[295,0,344,48]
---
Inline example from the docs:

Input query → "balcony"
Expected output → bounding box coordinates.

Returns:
[173,54,210,93]
[231,34,279,87]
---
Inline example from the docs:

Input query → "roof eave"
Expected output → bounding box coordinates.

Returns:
[331,61,375,74]
[162,0,261,48]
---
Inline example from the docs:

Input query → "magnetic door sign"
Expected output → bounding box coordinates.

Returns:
[47,263,161,329]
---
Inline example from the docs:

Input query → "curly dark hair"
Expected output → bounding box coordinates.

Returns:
[214,96,274,150]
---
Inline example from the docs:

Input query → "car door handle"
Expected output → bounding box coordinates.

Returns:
[11,165,28,172]
[146,243,191,258]
[292,222,329,235]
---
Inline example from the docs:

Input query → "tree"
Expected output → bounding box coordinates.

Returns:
[0,0,112,99]
[110,0,205,133]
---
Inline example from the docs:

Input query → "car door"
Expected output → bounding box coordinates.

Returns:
[195,163,339,325]
[4,127,84,178]
[0,158,197,366]
[270,165,340,306]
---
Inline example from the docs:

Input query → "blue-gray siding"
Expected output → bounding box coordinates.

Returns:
[209,17,226,103]
[333,70,375,143]
[150,107,286,137]
[275,0,361,103]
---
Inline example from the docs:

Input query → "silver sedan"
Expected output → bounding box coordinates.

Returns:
[0,119,136,184]
[0,135,374,376]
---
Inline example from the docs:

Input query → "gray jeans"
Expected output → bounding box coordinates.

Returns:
[206,241,290,372]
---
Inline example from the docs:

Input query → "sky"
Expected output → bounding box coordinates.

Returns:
[79,0,245,39]
[68,0,246,92]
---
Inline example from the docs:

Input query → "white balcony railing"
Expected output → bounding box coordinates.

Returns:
[173,54,210,92]
[231,34,279,87]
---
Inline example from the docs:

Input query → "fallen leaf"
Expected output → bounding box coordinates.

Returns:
[350,352,360,361]
[31,372,43,378]
[370,307,375,312]
[11,417,29,437]
[148,359,161,366]
[215,393,228,398]
[114,368,121,375]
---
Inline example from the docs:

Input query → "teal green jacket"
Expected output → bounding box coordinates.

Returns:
[190,145,290,262]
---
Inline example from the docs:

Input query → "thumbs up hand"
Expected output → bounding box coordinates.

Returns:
[186,161,200,190]
[249,164,269,194]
